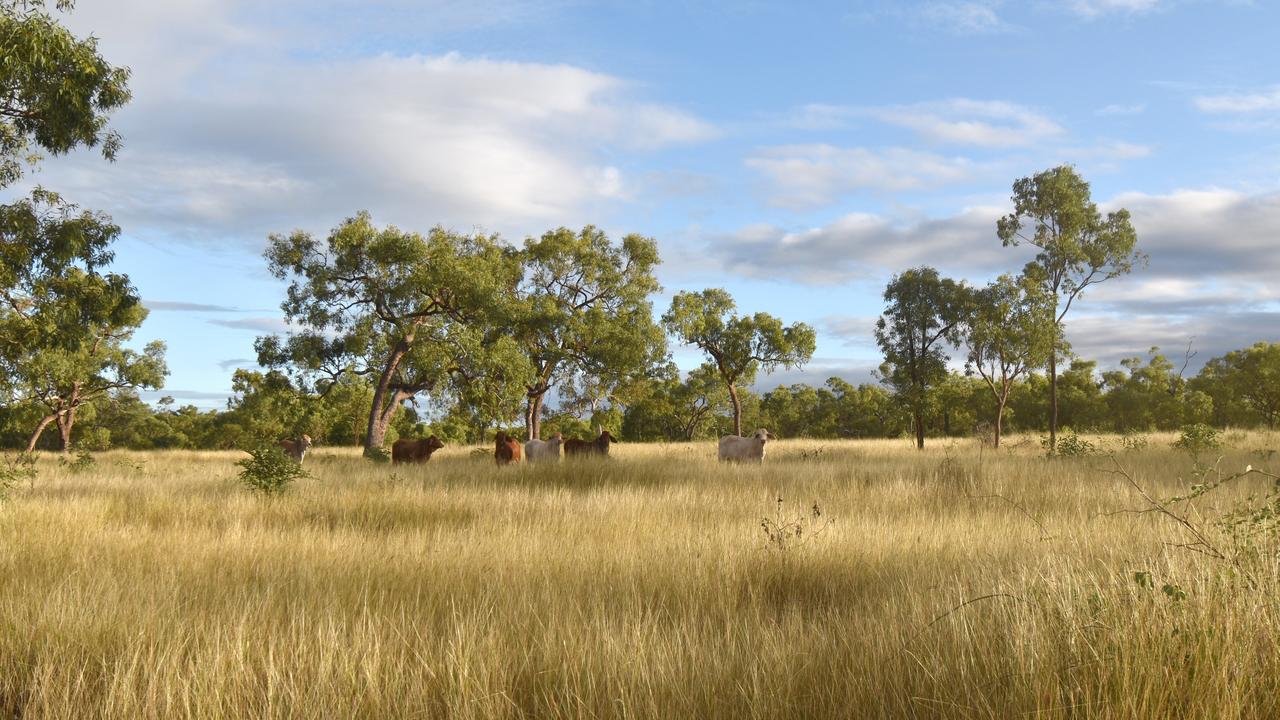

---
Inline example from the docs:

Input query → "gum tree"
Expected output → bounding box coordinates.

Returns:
[514,226,666,439]
[997,165,1144,451]
[662,288,816,437]
[875,267,969,450]
[257,213,531,456]
[964,273,1054,448]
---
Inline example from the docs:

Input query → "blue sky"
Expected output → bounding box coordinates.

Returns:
[15,0,1280,408]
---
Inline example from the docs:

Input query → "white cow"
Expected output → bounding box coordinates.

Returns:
[524,433,564,464]
[718,428,774,463]
[278,434,313,463]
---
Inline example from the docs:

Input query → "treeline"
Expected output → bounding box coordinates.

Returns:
[1,3,1277,456]
[2,342,1275,451]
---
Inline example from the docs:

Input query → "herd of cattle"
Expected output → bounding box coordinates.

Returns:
[276,427,777,465]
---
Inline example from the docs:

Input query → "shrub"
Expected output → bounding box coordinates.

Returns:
[1172,424,1222,454]
[237,444,309,495]
[1042,430,1097,457]
[0,453,37,500]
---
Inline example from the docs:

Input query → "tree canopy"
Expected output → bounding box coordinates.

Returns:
[257,212,531,455]
[514,225,666,438]
[663,288,815,437]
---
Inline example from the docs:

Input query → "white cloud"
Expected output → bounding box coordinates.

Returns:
[745,145,974,209]
[34,7,714,244]
[1194,86,1280,114]
[871,99,1064,147]
[1095,102,1147,116]
[708,188,1280,290]
[918,2,1012,33]
[1066,0,1160,17]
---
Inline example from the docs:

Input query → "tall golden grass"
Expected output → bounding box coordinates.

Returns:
[1,432,1277,718]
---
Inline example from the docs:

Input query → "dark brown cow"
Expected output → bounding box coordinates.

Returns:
[392,435,445,464]
[563,430,616,458]
[494,431,522,465]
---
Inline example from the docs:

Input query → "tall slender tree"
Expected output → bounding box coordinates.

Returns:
[997,165,1144,451]
[964,273,1054,448]
[875,267,969,449]
[662,288,815,436]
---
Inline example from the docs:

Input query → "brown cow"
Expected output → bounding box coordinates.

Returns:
[392,435,445,464]
[278,434,312,463]
[494,431,522,465]
[563,430,616,458]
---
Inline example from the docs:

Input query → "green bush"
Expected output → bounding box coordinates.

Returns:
[237,444,309,495]
[1172,424,1222,454]
[0,453,37,500]
[1042,430,1097,457]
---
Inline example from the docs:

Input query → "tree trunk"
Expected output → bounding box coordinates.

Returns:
[57,407,76,453]
[26,414,58,453]
[366,344,408,453]
[1048,351,1058,452]
[914,410,925,449]
[994,399,1005,449]
[525,392,545,440]
[727,384,742,437]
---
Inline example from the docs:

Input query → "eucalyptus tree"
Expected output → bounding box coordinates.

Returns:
[0,0,131,187]
[1194,342,1280,429]
[875,267,969,449]
[514,226,666,439]
[0,191,165,451]
[997,165,1144,450]
[965,273,1054,447]
[662,288,816,437]
[257,213,531,456]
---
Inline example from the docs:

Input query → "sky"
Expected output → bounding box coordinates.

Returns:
[11,0,1280,409]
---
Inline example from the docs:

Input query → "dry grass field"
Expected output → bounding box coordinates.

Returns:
[1,433,1278,719]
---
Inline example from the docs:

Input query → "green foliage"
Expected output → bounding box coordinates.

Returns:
[515,226,666,439]
[237,444,309,495]
[1042,430,1097,457]
[875,266,970,449]
[664,288,815,436]
[1192,343,1280,429]
[0,191,166,451]
[998,165,1145,446]
[258,213,533,452]
[57,448,94,473]
[0,451,35,499]
[0,0,131,187]
[1173,424,1222,454]
[965,273,1054,447]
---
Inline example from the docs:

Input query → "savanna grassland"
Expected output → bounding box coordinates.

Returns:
[2,434,1279,719]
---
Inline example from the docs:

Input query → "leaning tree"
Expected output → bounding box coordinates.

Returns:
[257,212,531,456]
[662,288,815,437]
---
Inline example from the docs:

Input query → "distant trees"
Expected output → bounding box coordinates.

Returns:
[874,267,969,449]
[1194,343,1280,429]
[663,288,816,436]
[997,165,1144,451]
[514,226,666,439]
[257,213,531,456]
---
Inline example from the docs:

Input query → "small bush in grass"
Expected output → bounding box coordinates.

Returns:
[1119,430,1150,452]
[1042,430,1097,457]
[237,444,309,495]
[58,450,96,473]
[1173,424,1222,454]
[0,453,37,500]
